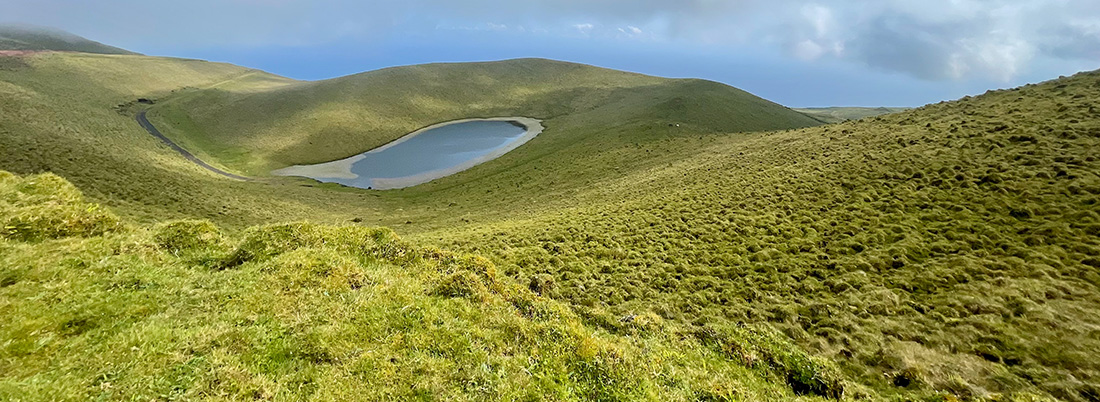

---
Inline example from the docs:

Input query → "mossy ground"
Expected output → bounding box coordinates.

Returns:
[424,71,1100,401]
[1,51,1098,401]
[1,171,846,401]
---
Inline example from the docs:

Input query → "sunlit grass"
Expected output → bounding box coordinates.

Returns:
[1,50,1098,400]
[1,171,844,401]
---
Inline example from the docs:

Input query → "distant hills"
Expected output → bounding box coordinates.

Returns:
[0,24,137,55]
[148,57,824,175]
[794,106,910,123]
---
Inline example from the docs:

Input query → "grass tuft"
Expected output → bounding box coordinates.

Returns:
[0,169,848,401]
[152,219,222,254]
[694,323,846,399]
[0,172,121,240]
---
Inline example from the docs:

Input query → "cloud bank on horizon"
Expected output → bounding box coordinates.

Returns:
[4,0,1098,105]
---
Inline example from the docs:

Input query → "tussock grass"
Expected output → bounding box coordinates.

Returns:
[0,171,843,401]
[425,70,1100,401]
[2,50,1098,400]
[0,171,121,240]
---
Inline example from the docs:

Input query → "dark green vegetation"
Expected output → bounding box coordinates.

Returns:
[1,170,844,401]
[1,41,1099,401]
[0,25,137,55]
[795,107,910,124]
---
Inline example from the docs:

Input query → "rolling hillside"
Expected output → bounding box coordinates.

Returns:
[2,35,1100,401]
[0,170,846,401]
[0,51,325,226]
[424,70,1100,401]
[0,51,821,231]
[0,25,137,55]
[149,58,822,175]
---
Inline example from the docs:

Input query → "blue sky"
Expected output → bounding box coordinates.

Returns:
[5,0,1098,107]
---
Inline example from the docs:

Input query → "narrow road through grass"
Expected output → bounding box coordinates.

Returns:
[135,110,251,181]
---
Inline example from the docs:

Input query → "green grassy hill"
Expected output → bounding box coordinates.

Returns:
[424,71,1100,401]
[0,52,821,231]
[0,170,845,401]
[149,58,821,175]
[0,51,329,226]
[0,25,137,55]
[2,39,1099,401]
[795,107,910,124]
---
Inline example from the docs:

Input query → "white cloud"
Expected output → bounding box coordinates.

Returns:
[801,4,833,38]
[794,40,825,60]
[788,4,844,61]
[616,25,644,38]
[947,53,970,79]
[958,34,1035,81]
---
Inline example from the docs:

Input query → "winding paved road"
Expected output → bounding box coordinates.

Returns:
[135,111,251,181]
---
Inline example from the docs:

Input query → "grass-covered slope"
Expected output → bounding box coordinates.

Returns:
[0,53,821,231]
[425,70,1100,401]
[794,107,910,124]
[0,52,347,226]
[0,25,136,55]
[1,170,852,401]
[2,47,1099,400]
[149,58,822,174]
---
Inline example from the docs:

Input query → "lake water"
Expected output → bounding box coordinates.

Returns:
[272,118,541,190]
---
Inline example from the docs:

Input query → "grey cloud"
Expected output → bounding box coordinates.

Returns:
[422,0,745,22]
[1,0,1096,81]
[757,0,1098,82]
[1,0,750,47]
[845,16,963,81]
[1042,24,1100,61]
[462,0,1099,81]
[2,0,399,48]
